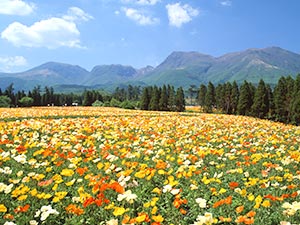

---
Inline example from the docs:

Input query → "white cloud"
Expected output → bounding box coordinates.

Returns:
[121,0,160,5]
[0,56,27,72]
[122,7,159,25]
[166,3,199,28]
[63,7,94,22]
[220,1,232,6]
[1,7,92,49]
[0,0,35,16]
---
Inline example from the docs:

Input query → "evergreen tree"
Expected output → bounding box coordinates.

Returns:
[31,86,42,106]
[198,84,207,108]
[159,85,168,111]
[149,86,160,111]
[251,79,269,118]
[224,82,233,114]
[291,90,300,125]
[230,81,239,114]
[4,83,15,106]
[291,74,300,124]
[167,85,176,111]
[215,84,225,111]
[140,87,151,110]
[237,81,253,115]
[274,77,288,122]
[266,84,275,119]
[204,82,215,113]
[175,87,185,112]
[82,90,94,106]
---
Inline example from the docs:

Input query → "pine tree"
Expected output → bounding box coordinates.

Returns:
[251,79,269,118]
[231,81,239,114]
[237,81,253,115]
[274,77,288,122]
[167,85,176,111]
[204,82,215,113]
[224,82,233,114]
[291,74,300,124]
[198,84,207,108]
[266,84,275,119]
[215,84,225,111]
[149,86,160,111]
[175,87,185,112]
[159,85,168,111]
[140,87,150,110]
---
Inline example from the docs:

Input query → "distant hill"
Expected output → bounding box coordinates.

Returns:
[84,64,138,86]
[1,46,300,91]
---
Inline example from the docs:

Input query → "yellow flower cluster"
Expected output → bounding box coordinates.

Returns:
[0,107,299,224]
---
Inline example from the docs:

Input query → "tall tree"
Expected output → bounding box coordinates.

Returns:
[198,84,207,108]
[4,83,15,106]
[159,85,168,111]
[237,81,253,115]
[251,79,269,118]
[274,77,289,122]
[167,85,176,111]
[175,87,185,112]
[140,87,151,110]
[224,82,233,114]
[149,86,160,111]
[215,84,225,111]
[230,81,239,114]
[204,82,215,113]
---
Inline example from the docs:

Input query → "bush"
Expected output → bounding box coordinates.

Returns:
[19,96,34,107]
[92,100,104,107]
[110,98,121,107]
[120,100,135,109]
[0,96,11,108]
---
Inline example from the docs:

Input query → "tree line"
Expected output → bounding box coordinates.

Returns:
[0,84,185,112]
[197,75,300,125]
[140,85,185,112]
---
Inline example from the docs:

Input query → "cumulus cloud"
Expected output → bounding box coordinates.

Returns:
[122,7,159,25]
[121,0,160,5]
[220,1,232,6]
[166,3,199,28]
[1,7,92,49]
[0,56,27,72]
[0,0,35,16]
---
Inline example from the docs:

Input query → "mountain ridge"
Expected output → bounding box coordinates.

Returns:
[1,46,300,91]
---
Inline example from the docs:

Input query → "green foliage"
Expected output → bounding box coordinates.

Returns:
[109,98,121,107]
[0,95,11,108]
[204,82,215,113]
[237,81,253,116]
[92,100,104,107]
[140,85,185,112]
[119,100,135,109]
[18,96,34,107]
[251,79,269,118]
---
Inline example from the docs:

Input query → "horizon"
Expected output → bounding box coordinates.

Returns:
[1,0,300,73]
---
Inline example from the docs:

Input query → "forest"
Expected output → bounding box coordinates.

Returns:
[0,74,299,124]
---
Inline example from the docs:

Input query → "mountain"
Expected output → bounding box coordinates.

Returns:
[0,62,89,90]
[84,64,138,86]
[1,46,300,92]
[206,47,300,84]
[139,47,300,88]
[137,51,216,87]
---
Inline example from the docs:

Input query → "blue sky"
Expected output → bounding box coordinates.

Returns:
[0,0,299,72]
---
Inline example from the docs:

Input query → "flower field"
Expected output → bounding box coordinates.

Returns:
[0,107,300,225]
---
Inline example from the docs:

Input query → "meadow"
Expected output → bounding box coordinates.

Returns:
[0,107,299,225]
